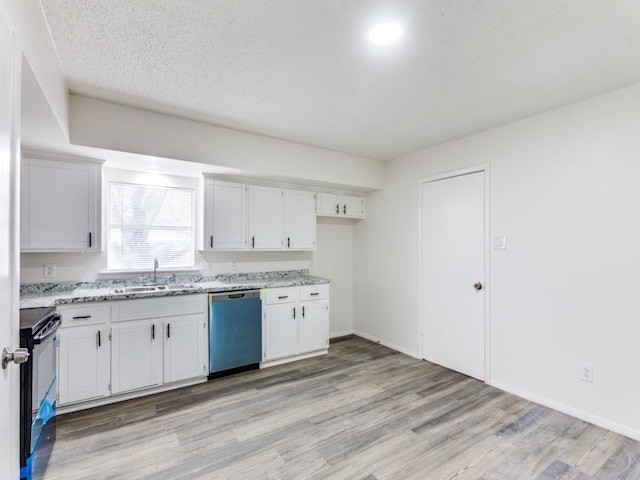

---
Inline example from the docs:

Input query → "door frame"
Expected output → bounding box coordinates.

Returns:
[0,2,21,478]
[418,164,491,382]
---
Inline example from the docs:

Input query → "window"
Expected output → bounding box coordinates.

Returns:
[108,180,195,271]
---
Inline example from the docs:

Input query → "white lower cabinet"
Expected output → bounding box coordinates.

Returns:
[110,319,162,394]
[262,285,330,363]
[264,303,298,360]
[57,304,110,405]
[57,295,208,409]
[299,299,329,353]
[164,314,208,383]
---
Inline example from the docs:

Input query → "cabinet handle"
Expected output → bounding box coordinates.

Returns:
[210,235,213,248]
[336,204,340,214]
[287,237,290,248]
[167,323,170,339]
[88,232,92,248]
[293,307,296,319]
[96,330,101,348]
[343,204,347,215]
[72,315,92,319]
[252,236,255,248]
[302,306,305,318]
[151,324,155,340]
[278,295,289,299]
[309,292,320,296]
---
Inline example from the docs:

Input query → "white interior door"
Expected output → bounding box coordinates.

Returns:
[0,6,20,478]
[420,171,486,380]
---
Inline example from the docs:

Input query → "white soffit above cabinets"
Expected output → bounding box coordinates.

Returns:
[40,0,640,160]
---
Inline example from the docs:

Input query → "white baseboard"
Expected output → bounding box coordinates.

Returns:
[330,329,354,339]
[489,379,640,442]
[353,330,420,359]
[260,349,327,368]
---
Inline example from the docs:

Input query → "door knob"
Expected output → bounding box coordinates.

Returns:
[474,282,483,291]
[2,347,30,369]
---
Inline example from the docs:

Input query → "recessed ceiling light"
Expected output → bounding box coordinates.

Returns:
[368,22,402,46]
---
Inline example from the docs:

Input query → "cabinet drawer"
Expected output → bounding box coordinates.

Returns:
[299,284,329,301]
[113,294,207,322]
[58,304,106,326]
[263,288,299,305]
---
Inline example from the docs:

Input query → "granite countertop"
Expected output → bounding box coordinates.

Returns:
[20,270,330,309]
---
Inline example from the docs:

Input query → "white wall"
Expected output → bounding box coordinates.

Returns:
[70,95,383,191]
[1,0,68,138]
[354,81,640,440]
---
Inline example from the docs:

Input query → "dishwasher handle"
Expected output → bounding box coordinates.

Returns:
[209,290,261,302]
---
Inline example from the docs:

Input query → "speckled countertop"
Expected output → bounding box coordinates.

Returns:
[20,270,330,309]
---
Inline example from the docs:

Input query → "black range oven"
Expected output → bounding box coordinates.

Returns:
[20,307,61,480]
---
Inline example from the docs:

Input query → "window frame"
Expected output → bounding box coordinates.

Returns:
[104,168,199,273]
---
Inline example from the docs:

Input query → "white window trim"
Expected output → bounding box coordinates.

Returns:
[103,168,200,273]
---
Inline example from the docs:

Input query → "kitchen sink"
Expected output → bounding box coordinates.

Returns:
[162,284,195,290]
[111,285,162,294]
[111,284,195,294]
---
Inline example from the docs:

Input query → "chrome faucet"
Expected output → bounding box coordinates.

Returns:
[153,258,159,284]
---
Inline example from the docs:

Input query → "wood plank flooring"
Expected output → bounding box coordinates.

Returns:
[45,336,640,479]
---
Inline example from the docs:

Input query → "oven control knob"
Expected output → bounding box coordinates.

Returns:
[1,347,30,369]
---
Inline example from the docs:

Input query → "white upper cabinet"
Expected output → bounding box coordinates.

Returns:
[248,185,284,250]
[202,179,319,251]
[283,189,316,250]
[21,156,102,252]
[204,179,248,250]
[316,192,365,219]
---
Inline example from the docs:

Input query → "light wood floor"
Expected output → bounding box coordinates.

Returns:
[45,336,640,479]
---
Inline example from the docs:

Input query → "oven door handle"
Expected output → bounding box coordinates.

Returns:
[33,315,62,345]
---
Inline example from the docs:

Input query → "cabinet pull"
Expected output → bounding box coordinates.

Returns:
[302,306,305,318]
[278,295,289,299]
[151,324,155,340]
[210,235,213,248]
[343,204,347,215]
[96,330,101,348]
[72,315,92,319]
[252,236,255,248]
[309,292,320,296]
[88,232,92,248]
[167,323,170,339]
[336,204,340,214]
[287,237,290,248]
[293,307,296,319]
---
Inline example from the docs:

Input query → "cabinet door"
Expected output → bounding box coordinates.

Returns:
[58,324,109,405]
[299,301,329,353]
[205,179,247,250]
[264,304,298,360]
[164,314,208,383]
[341,195,365,219]
[283,189,316,250]
[21,158,100,251]
[316,192,340,217]
[111,320,162,394]
[248,185,283,249]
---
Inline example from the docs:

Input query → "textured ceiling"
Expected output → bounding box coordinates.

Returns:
[40,0,640,160]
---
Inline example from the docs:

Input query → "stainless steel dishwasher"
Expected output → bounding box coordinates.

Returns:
[208,290,262,379]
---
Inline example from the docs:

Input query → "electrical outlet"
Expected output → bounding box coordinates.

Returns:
[44,263,56,278]
[231,258,237,270]
[581,364,594,383]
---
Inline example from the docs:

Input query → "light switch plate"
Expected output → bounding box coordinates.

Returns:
[493,236,507,249]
